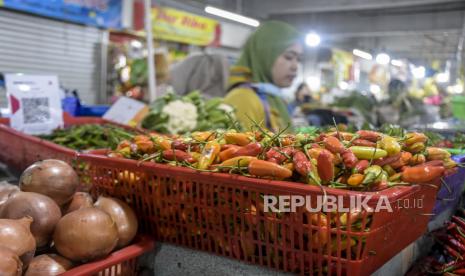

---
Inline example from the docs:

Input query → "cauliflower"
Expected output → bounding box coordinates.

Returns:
[217,103,236,119]
[161,100,198,134]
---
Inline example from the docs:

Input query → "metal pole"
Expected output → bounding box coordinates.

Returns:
[145,0,157,102]
[99,30,109,104]
[456,12,465,81]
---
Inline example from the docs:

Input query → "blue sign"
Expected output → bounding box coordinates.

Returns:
[1,0,122,29]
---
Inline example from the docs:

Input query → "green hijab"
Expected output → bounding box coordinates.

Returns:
[234,21,301,132]
[237,21,301,83]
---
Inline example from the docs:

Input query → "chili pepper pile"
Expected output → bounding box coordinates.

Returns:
[407,210,465,275]
[109,128,458,191]
[40,124,136,151]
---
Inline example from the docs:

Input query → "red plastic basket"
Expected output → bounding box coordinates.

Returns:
[0,114,142,174]
[79,151,440,276]
[59,235,155,276]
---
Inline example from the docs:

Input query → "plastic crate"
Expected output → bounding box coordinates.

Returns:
[431,154,465,218]
[77,105,110,117]
[79,151,440,276]
[0,114,142,174]
[60,235,155,276]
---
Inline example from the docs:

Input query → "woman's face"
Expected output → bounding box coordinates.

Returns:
[271,43,303,87]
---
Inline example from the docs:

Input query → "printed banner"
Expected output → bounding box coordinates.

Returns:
[1,0,122,29]
[152,6,220,46]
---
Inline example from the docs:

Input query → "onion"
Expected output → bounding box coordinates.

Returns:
[53,207,118,262]
[0,246,22,276]
[25,254,73,276]
[63,192,93,215]
[19,159,79,206]
[1,192,62,247]
[94,196,138,248]
[0,217,36,267]
[0,182,19,214]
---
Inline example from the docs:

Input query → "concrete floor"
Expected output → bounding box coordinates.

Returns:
[143,210,453,276]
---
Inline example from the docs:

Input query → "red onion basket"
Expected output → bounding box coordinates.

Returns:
[59,235,154,276]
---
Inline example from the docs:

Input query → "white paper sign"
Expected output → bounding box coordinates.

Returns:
[5,74,63,135]
[103,97,148,125]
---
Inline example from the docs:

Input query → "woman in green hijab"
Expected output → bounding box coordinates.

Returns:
[224,20,303,132]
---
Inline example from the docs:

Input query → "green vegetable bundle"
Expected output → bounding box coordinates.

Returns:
[141,91,239,134]
[39,124,135,151]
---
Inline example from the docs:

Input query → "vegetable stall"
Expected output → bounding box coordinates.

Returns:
[0,115,463,275]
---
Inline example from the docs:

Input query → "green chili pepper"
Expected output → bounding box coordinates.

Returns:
[349,146,387,160]
[362,165,383,184]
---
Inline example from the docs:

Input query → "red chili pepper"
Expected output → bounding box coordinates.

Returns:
[390,151,413,169]
[372,180,389,191]
[448,222,458,231]
[354,160,369,174]
[267,157,279,164]
[232,142,263,158]
[415,160,444,167]
[453,268,465,275]
[221,144,238,151]
[438,232,465,254]
[116,140,131,151]
[265,147,295,164]
[401,166,445,183]
[248,159,293,179]
[317,149,334,183]
[444,260,465,273]
[452,230,465,245]
[163,150,196,163]
[452,216,465,231]
[323,136,345,154]
[448,237,465,253]
[311,143,322,149]
[351,139,377,147]
[373,153,401,167]
[356,130,382,142]
[171,140,189,151]
[342,149,358,168]
[328,131,353,141]
[218,145,241,162]
[445,244,463,260]
[315,133,327,142]
[280,135,295,146]
[293,151,314,177]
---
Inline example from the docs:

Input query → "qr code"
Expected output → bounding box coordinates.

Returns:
[21,97,51,124]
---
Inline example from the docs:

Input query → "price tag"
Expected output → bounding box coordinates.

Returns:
[5,74,63,135]
[103,97,148,126]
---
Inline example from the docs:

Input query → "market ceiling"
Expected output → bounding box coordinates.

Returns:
[160,0,465,62]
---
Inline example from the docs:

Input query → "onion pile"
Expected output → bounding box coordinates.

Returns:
[0,246,23,276]
[94,196,138,248]
[0,217,36,267]
[19,160,79,206]
[1,192,62,247]
[63,192,93,215]
[0,160,141,272]
[53,207,119,262]
[0,182,19,212]
[25,254,73,276]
